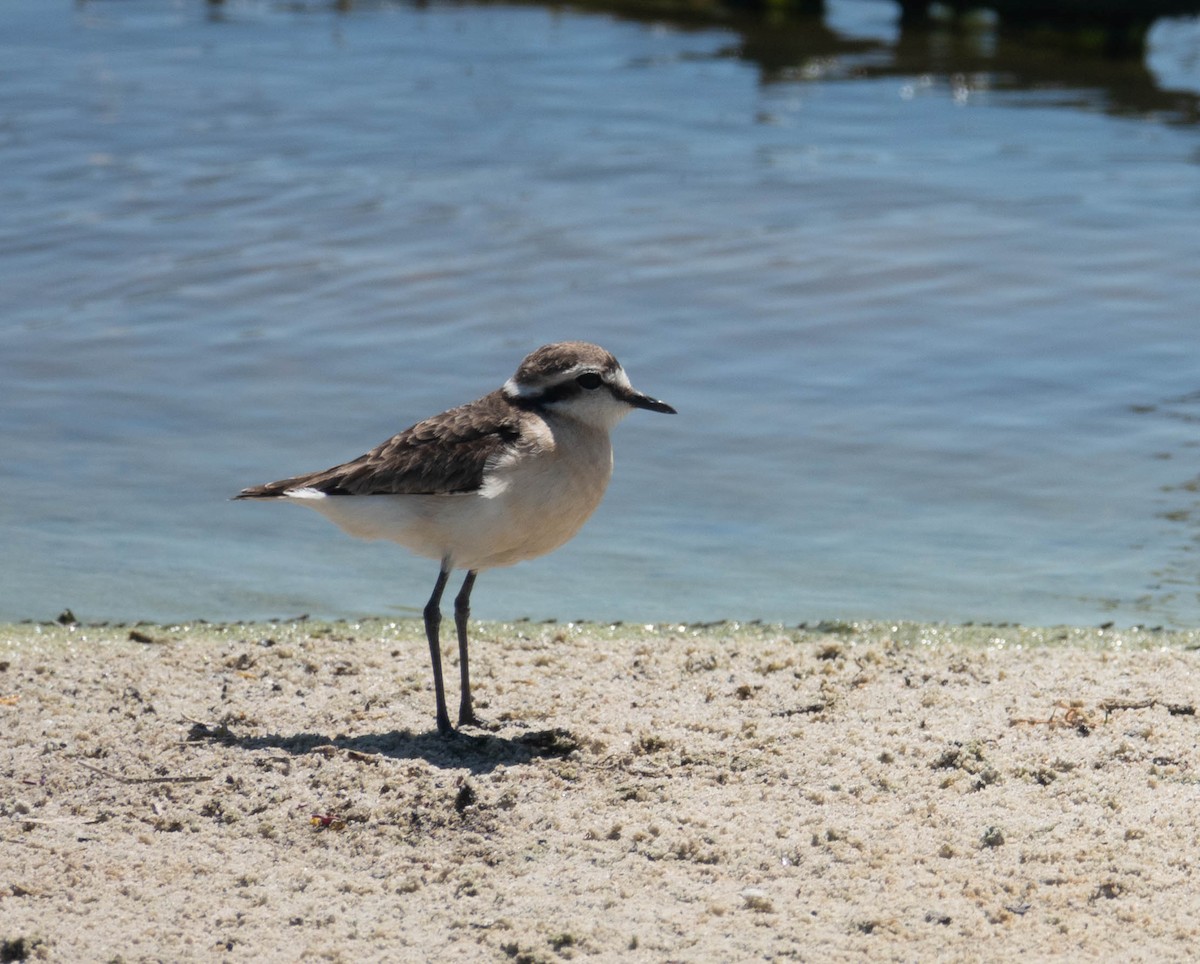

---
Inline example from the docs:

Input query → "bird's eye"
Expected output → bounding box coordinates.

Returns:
[576,372,603,390]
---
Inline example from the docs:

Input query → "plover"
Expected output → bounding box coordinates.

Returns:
[236,341,675,735]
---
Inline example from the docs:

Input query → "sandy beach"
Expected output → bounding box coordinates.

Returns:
[3,616,1199,961]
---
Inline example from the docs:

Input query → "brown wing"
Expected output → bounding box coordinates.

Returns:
[236,390,523,498]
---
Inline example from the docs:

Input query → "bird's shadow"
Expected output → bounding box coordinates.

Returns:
[186,720,580,774]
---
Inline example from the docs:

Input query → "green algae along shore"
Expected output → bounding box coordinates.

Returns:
[3,617,1199,961]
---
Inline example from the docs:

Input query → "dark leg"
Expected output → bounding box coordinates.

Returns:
[423,565,453,735]
[454,570,479,726]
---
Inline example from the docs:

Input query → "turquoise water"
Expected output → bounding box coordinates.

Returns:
[4,0,1200,626]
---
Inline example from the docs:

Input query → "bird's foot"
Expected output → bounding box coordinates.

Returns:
[457,710,499,732]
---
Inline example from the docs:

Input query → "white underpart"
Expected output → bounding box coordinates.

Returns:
[286,487,329,500]
[280,410,616,571]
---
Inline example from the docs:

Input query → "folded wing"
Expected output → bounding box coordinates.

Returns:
[235,391,523,499]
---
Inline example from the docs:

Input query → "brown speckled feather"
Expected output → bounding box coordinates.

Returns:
[236,390,525,498]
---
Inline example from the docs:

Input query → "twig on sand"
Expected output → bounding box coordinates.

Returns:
[1011,698,1197,728]
[1099,697,1196,720]
[1010,702,1093,729]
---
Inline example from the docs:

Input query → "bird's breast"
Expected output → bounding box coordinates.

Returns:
[467,419,614,567]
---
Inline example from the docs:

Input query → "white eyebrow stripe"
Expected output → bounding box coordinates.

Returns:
[608,367,633,392]
[504,362,621,399]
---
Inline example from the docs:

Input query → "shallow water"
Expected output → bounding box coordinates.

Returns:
[3,0,1200,626]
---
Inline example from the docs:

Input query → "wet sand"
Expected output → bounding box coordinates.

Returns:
[3,617,1198,961]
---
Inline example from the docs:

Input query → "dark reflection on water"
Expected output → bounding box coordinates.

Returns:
[562,0,1200,123]
[199,0,1200,125]
[3,0,1200,627]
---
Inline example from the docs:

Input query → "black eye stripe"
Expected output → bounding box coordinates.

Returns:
[516,371,610,407]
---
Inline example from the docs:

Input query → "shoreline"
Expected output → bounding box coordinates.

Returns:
[4,619,1198,960]
[11,611,1200,639]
